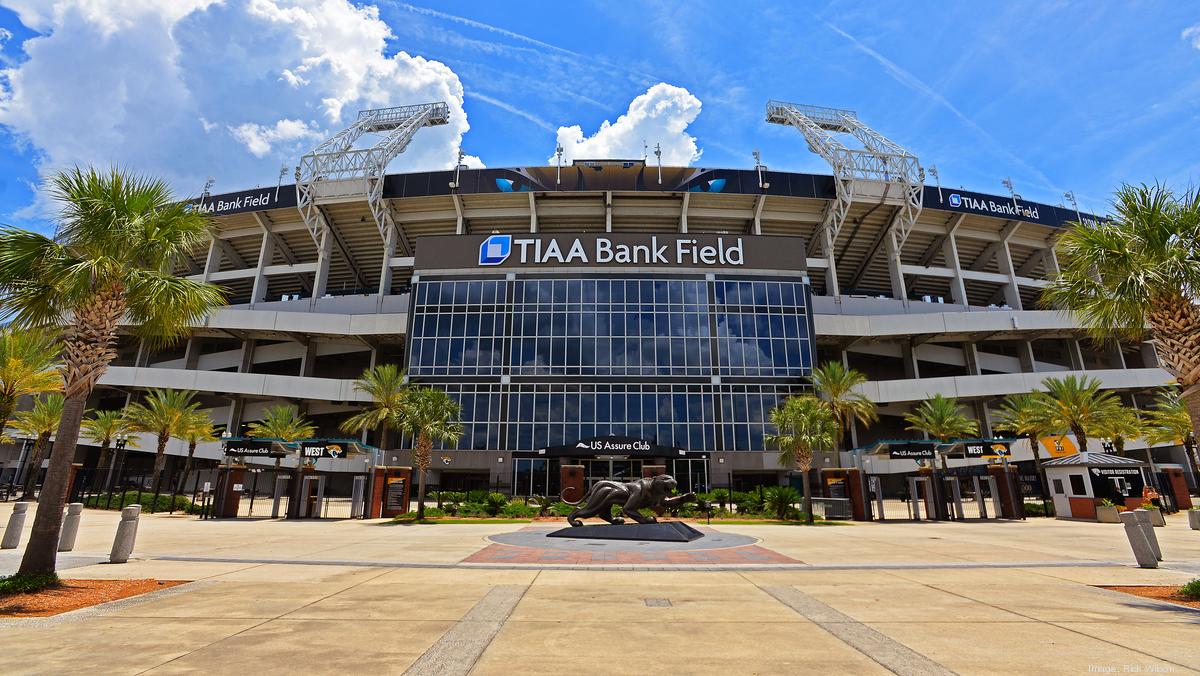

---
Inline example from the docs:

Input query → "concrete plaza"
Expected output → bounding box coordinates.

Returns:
[0,503,1197,675]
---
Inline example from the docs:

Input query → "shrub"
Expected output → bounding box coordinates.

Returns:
[84,491,199,514]
[1179,578,1200,600]
[529,494,556,516]
[457,503,489,517]
[434,491,466,505]
[734,489,766,515]
[484,493,509,516]
[466,489,489,503]
[421,507,447,518]
[0,572,60,596]
[550,502,574,517]
[500,502,537,518]
[764,486,802,520]
[1023,501,1055,517]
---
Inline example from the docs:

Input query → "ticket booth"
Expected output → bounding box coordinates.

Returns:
[1043,452,1149,520]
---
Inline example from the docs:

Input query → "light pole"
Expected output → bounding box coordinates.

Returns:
[104,433,129,494]
[1063,191,1082,224]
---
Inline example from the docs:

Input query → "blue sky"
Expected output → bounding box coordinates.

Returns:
[0,1,1197,229]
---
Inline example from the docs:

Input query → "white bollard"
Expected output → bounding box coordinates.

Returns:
[58,503,84,552]
[109,504,141,564]
[1132,509,1163,561]
[1119,511,1158,568]
[2,502,28,549]
[1189,509,1200,530]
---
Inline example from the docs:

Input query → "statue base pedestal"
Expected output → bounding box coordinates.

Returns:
[546,521,704,542]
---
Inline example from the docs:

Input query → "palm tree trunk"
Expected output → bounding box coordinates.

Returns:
[19,433,50,500]
[175,441,197,509]
[1029,433,1049,500]
[1071,424,1088,453]
[415,433,431,520]
[19,284,125,575]
[95,439,113,487]
[799,463,813,524]
[19,391,88,575]
[0,396,15,441]
[151,434,169,497]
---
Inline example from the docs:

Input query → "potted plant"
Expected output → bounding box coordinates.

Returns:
[1142,501,1166,527]
[1188,507,1200,530]
[1096,498,1120,523]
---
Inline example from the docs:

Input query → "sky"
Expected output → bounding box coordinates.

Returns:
[0,1,1197,231]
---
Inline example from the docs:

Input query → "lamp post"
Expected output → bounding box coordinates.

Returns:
[104,433,129,494]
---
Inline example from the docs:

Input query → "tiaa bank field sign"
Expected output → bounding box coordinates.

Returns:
[415,233,806,271]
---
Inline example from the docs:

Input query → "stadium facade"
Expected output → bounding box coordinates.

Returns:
[1,102,1191,496]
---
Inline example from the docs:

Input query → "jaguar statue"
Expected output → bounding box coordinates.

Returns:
[562,474,696,527]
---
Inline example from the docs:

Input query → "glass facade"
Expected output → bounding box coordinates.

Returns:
[407,274,814,454]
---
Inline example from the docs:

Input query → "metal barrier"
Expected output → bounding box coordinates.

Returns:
[810,497,852,520]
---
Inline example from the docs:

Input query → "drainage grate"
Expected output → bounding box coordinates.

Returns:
[644,598,672,607]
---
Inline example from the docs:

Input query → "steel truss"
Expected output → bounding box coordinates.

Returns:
[296,102,450,245]
[766,101,924,252]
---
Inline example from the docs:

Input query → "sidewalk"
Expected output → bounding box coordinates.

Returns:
[0,503,1196,674]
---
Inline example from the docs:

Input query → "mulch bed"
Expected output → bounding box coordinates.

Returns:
[1102,586,1200,610]
[0,579,187,618]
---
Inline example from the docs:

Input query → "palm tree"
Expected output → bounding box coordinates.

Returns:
[124,389,201,496]
[12,394,64,500]
[903,394,979,469]
[1095,406,1145,455]
[81,409,138,492]
[1039,375,1123,452]
[0,167,225,575]
[809,361,877,453]
[176,409,219,503]
[766,395,837,524]
[1144,388,1199,477]
[246,404,317,442]
[993,392,1055,496]
[393,386,462,520]
[339,364,406,449]
[0,327,62,441]
[1044,183,1200,443]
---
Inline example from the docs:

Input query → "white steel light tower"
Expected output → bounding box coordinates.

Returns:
[296,102,450,245]
[765,101,924,250]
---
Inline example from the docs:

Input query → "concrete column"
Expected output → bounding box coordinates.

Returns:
[942,230,968,306]
[1067,339,1086,371]
[377,224,398,308]
[679,192,689,233]
[973,400,993,437]
[823,228,840,297]
[884,229,908,302]
[964,342,982,375]
[309,228,333,308]
[134,339,151,367]
[1105,340,1127,370]
[201,240,221,281]
[183,337,201,370]
[901,342,919,379]
[1017,341,1036,373]
[225,396,245,436]
[997,239,1023,309]
[528,192,538,233]
[452,193,465,235]
[298,340,318,378]
[604,191,613,232]
[250,231,275,306]
[237,339,257,373]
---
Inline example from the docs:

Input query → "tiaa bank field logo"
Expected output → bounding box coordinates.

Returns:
[948,193,962,208]
[479,234,512,265]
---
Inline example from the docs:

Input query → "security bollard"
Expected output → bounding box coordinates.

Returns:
[2,502,28,549]
[58,503,84,552]
[1119,511,1158,568]
[1133,509,1163,561]
[1188,509,1200,530]
[109,504,141,564]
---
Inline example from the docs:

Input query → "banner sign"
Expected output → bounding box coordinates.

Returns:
[888,442,936,460]
[385,478,407,511]
[188,185,297,217]
[963,441,1011,458]
[415,233,806,272]
[300,441,348,459]
[540,436,686,458]
[223,439,282,457]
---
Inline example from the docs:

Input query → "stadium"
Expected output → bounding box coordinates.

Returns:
[3,100,1188,514]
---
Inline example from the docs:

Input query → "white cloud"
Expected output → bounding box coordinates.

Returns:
[230,118,321,158]
[1184,24,1200,50]
[551,83,702,165]
[0,0,480,218]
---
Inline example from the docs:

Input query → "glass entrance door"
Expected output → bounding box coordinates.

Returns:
[671,458,709,493]
[512,458,549,496]
[585,459,643,487]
